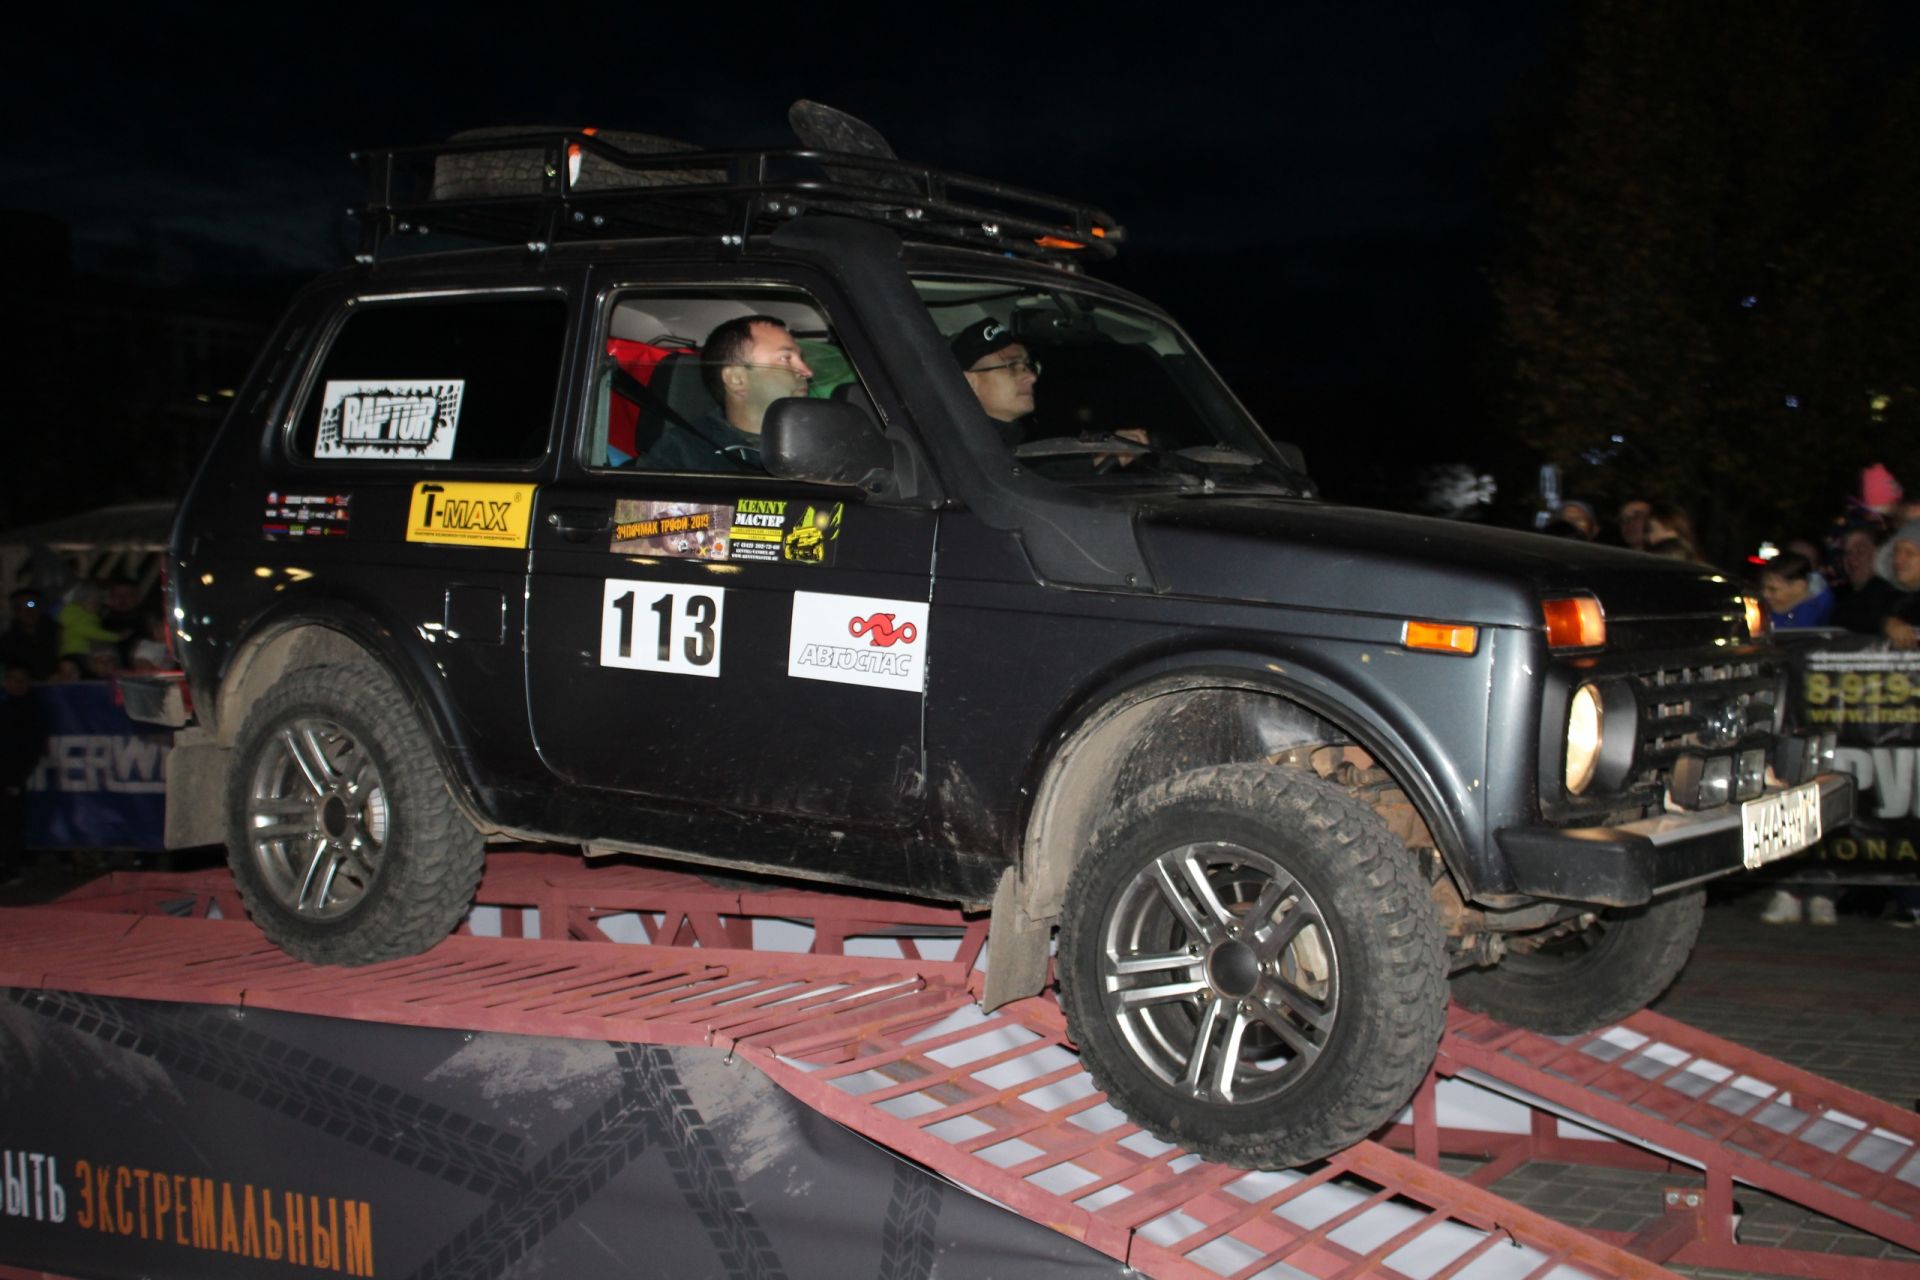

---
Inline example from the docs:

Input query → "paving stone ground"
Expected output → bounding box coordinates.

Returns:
[1474,884,1920,1279]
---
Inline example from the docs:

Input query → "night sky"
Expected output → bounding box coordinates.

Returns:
[4,2,1574,506]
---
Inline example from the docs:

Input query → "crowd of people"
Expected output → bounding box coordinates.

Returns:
[1552,463,1920,929]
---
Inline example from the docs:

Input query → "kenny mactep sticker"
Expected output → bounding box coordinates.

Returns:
[406,481,535,548]
[315,378,464,460]
[788,591,929,693]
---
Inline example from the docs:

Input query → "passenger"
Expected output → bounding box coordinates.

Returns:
[639,315,814,473]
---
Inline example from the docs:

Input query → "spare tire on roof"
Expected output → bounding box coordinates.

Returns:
[430,127,717,201]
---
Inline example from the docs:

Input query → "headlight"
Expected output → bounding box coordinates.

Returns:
[1566,682,1603,794]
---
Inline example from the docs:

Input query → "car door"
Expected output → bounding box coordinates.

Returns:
[524,272,937,829]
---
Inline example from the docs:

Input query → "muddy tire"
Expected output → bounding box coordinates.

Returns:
[431,127,712,201]
[1057,763,1447,1169]
[1450,889,1704,1033]
[225,661,484,965]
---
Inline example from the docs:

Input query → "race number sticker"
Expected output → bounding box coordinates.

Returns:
[600,580,725,677]
[314,379,464,460]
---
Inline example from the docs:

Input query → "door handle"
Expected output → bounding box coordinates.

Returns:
[546,508,611,541]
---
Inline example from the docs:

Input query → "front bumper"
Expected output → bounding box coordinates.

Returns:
[1496,772,1854,907]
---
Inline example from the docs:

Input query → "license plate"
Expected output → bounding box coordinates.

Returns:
[1741,783,1823,869]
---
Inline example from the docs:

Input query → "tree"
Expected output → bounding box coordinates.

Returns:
[1496,0,1920,561]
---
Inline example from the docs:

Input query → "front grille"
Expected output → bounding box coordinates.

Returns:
[1620,657,1782,808]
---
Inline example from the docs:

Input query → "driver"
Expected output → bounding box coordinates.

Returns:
[951,318,1037,449]
[641,315,814,473]
[951,317,1146,466]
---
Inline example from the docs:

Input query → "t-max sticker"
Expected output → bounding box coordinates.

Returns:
[314,379,465,460]
[261,491,351,541]
[787,591,929,693]
[406,481,534,548]
[608,499,842,566]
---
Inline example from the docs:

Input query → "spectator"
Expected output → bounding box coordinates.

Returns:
[1831,525,1894,633]
[0,588,60,680]
[84,644,121,681]
[58,582,127,659]
[1759,553,1835,628]
[1644,502,1704,562]
[99,578,146,665]
[1614,499,1652,550]
[1867,521,1920,650]
[1557,500,1599,540]
[128,613,170,672]
[47,657,83,684]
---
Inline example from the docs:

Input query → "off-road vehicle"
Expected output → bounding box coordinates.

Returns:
[129,104,1851,1170]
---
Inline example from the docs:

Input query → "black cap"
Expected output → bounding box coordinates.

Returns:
[949,318,1019,371]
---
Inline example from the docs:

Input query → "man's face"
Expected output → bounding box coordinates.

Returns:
[725,321,814,433]
[963,343,1038,423]
[2,668,28,698]
[1760,573,1804,615]
[1892,540,1920,590]
[1617,502,1650,548]
[1843,531,1878,585]
[1559,503,1597,539]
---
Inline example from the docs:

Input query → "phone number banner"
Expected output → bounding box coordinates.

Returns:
[1783,632,1920,880]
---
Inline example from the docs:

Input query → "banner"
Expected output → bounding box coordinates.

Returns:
[1780,631,1920,881]
[0,993,1123,1279]
[19,682,170,851]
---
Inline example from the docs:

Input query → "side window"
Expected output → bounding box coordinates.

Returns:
[293,295,567,464]
[588,288,868,475]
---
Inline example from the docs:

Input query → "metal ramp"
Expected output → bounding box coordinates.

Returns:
[3,853,1916,1280]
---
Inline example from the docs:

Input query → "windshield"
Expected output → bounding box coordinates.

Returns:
[914,276,1311,493]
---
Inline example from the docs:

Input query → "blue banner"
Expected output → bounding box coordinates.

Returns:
[22,682,170,850]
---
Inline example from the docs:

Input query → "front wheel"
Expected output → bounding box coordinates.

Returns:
[1057,764,1447,1170]
[225,661,484,965]
[1450,890,1705,1033]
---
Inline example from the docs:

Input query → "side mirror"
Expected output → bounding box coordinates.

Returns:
[763,397,893,489]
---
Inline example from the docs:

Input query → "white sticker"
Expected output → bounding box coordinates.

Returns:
[788,591,929,693]
[314,379,465,460]
[600,580,725,677]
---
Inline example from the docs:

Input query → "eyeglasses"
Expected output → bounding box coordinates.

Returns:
[969,358,1041,378]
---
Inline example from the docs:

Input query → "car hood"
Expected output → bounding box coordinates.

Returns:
[1135,497,1749,629]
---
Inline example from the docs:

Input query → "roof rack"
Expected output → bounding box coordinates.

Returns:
[352,129,1126,265]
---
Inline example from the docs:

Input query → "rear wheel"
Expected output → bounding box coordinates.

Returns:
[1057,763,1447,1169]
[1450,890,1705,1033]
[225,661,484,965]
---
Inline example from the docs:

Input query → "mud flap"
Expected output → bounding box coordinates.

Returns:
[982,868,1052,1011]
[163,726,228,849]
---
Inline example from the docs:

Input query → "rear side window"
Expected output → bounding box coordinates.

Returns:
[292,295,566,464]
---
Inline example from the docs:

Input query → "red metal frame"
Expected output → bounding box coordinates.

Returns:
[7,854,1917,1280]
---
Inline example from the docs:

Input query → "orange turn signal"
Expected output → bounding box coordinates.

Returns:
[1403,620,1479,656]
[1541,597,1606,650]
[1742,595,1767,638]
[1034,235,1087,251]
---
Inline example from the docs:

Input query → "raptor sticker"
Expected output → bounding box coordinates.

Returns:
[315,379,465,460]
[787,591,928,693]
[406,482,535,548]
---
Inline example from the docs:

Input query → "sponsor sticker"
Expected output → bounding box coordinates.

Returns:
[610,500,734,560]
[261,491,351,541]
[730,499,842,566]
[314,378,464,460]
[606,497,845,566]
[787,591,928,693]
[406,482,535,548]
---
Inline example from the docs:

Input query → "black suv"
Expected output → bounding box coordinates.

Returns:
[130,110,1851,1170]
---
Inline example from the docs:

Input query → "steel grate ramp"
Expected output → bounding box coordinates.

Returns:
[5,856,1915,1278]
[1436,1006,1920,1261]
